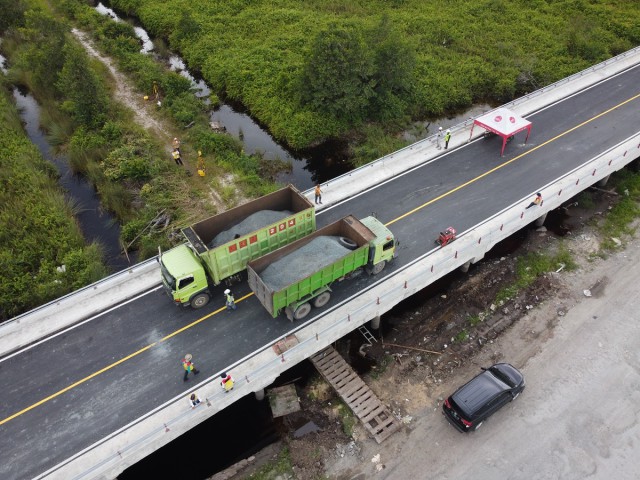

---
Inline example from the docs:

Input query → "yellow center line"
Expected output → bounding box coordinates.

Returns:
[3,92,639,427]
[0,295,252,426]
[386,91,640,227]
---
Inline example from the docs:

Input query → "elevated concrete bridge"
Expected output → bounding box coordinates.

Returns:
[1,47,640,480]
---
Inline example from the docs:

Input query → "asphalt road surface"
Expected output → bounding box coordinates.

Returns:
[375,237,640,480]
[1,63,639,480]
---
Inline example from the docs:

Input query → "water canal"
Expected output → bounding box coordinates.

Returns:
[1,52,131,271]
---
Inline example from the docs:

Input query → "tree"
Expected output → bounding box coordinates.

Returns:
[171,10,201,46]
[299,23,375,122]
[0,0,26,34]
[368,15,417,121]
[56,42,108,129]
[16,9,67,94]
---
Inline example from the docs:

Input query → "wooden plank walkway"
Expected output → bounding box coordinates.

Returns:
[310,346,401,443]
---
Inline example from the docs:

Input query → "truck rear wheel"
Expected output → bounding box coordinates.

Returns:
[312,291,331,308]
[190,292,210,309]
[366,260,386,275]
[293,302,312,320]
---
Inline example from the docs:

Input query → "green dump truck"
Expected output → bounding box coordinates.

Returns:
[160,185,315,308]
[247,215,397,321]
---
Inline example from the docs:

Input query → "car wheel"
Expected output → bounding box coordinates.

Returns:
[473,421,483,431]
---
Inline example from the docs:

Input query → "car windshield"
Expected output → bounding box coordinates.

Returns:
[489,367,516,387]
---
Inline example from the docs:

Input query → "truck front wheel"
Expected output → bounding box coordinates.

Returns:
[190,292,210,309]
[366,260,386,275]
[293,303,312,320]
[312,291,331,308]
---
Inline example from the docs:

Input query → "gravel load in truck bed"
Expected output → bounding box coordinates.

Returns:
[260,236,353,291]
[208,210,293,248]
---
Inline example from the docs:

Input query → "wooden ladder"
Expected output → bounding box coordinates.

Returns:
[310,346,401,443]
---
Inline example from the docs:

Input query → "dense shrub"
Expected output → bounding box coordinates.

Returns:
[0,84,107,320]
[104,0,638,150]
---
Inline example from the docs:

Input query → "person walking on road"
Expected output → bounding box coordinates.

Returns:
[188,392,201,408]
[444,129,451,149]
[220,372,235,392]
[436,127,443,150]
[526,192,543,209]
[182,353,200,381]
[314,184,323,205]
[224,289,236,310]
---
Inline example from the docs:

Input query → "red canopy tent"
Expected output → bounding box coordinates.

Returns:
[470,108,532,156]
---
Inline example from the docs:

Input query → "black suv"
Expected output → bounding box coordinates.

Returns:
[442,363,525,432]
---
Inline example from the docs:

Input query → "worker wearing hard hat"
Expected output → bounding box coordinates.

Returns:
[224,289,236,310]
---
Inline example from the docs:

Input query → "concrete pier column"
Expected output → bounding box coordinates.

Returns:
[371,315,381,330]
[535,212,547,227]
[596,174,610,187]
[459,261,471,273]
[254,389,265,401]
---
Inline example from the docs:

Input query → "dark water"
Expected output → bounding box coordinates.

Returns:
[12,87,131,271]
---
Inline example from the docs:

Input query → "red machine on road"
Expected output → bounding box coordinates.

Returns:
[436,227,457,247]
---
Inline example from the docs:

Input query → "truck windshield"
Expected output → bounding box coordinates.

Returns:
[160,261,176,290]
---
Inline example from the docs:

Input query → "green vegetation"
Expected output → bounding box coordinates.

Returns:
[0,80,107,320]
[575,191,595,210]
[454,329,470,343]
[247,447,294,479]
[495,247,577,304]
[0,0,286,317]
[598,169,640,247]
[468,313,483,327]
[106,0,639,154]
[336,401,357,437]
[370,353,394,380]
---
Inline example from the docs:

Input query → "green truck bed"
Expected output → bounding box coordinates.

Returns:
[247,215,375,318]
[184,184,315,285]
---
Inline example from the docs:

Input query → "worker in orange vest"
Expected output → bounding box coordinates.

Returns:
[526,192,543,209]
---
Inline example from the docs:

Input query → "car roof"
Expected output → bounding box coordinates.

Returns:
[451,369,510,416]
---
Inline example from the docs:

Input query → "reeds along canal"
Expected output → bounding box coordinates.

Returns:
[9,81,131,271]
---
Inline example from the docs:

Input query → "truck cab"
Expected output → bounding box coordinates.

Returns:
[160,244,210,308]
[360,216,397,274]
